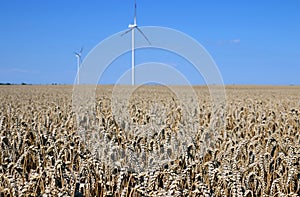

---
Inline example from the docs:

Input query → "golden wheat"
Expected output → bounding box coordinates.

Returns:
[0,85,299,196]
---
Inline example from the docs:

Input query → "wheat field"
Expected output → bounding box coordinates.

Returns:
[0,85,299,197]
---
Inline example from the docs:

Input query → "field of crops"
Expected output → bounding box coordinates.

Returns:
[0,85,299,196]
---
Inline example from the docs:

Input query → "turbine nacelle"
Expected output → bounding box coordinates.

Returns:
[128,23,137,29]
[74,53,81,58]
[74,47,83,59]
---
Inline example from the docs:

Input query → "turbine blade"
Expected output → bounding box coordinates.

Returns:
[121,28,133,36]
[136,27,151,45]
[134,0,137,25]
[80,47,84,54]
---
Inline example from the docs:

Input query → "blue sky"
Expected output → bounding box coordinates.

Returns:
[0,1,299,85]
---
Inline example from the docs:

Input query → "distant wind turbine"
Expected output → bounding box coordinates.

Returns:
[74,47,83,84]
[121,0,151,86]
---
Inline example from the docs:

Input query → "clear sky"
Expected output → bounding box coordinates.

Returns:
[0,1,300,85]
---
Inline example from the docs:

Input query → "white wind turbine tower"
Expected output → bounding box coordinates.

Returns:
[121,0,151,86]
[74,47,83,85]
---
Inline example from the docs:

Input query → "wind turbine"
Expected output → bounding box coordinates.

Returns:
[121,0,151,86]
[74,47,83,85]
